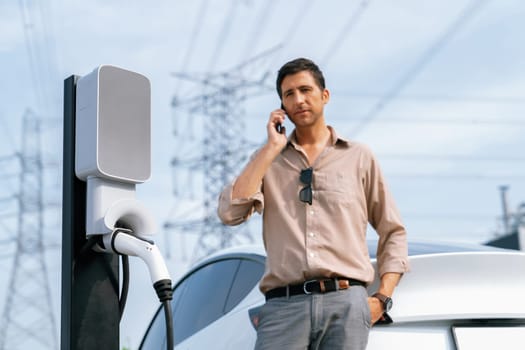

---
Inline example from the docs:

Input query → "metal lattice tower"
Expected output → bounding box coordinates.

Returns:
[165,50,276,261]
[0,110,58,350]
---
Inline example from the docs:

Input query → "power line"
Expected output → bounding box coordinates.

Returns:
[167,49,278,262]
[335,91,525,104]
[0,238,15,246]
[0,196,17,204]
[350,0,491,137]
[246,108,525,126]
[388,173,525,180]
[18,0,44,110]
[0,155,17,163]
[207,0,242,72]
[334,115,525,126]
[37,0,60,91]
[174,0,210,96]
[173,44,281,105]
[0,227,15,242]
[18,0,52,112]
[17,0,61,116]
[0,213,17,220]
[320,0,371,67]
[197,83,525,105]
[378,153,525,162]
[269,1,314,68]
[239,0,274,61]
[0,173,22,181]
[0,114,17,156]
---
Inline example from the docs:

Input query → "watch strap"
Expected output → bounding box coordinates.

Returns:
[372,292,394,325]
[372,292,391,311]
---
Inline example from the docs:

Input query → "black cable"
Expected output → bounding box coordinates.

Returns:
[163,300,174,350]
[78,235,99,257]
[70,235,100,272]
[119,254,130,320]
[154,279,174,350]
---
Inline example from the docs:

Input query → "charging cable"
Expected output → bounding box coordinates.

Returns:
[94,228,174,350]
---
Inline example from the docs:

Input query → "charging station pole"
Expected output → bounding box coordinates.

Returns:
[61,75,120,350]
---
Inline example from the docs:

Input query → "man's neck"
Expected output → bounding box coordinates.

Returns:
[295,122,330,147]
[295,122,331,165]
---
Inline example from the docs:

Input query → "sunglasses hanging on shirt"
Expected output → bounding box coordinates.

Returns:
[299,167,313,205]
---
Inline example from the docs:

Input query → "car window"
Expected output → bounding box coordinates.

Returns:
[172,259,239,345]
[140,256,266,349]
[224,259,264,314]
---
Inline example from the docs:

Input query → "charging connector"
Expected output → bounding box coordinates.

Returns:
[95,228,172,289]
[95,228,174,349]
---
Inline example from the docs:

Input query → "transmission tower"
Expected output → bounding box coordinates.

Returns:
[0,110,58,350]
[165,49,276,261]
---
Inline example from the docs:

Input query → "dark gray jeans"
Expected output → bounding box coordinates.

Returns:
[255,285,371,350]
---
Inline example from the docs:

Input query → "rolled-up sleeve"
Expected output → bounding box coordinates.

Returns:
[364,147,410,278]
[217,178,264,226]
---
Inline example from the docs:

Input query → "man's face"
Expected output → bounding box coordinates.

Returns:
[280,71,329,128]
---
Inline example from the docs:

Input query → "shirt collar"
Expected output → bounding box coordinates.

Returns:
[287,125,350,150]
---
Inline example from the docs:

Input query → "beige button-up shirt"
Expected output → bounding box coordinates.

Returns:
[218,126,409,293]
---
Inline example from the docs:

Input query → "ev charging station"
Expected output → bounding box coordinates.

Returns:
[61,66,172,350]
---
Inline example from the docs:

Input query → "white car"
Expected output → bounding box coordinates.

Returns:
[139,241,525,350]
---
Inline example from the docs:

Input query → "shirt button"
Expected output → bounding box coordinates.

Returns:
[309,232,315,237]
[309,210,314,215]
[309,252,315,258]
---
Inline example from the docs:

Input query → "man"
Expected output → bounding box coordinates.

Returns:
[218,58,408,349]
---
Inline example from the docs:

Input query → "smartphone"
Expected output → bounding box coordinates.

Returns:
[276,103,286,134]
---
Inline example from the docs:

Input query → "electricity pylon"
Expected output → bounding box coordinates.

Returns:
[0,110,58,350]
[165,49,277,261]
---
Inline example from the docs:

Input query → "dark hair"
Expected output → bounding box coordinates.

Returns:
[276,58,326,99]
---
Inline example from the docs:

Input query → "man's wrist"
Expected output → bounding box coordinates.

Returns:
[372,292,393,313]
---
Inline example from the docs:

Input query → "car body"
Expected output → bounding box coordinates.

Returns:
[139,240,525,349]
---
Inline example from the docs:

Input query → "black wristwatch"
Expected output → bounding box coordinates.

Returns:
[372,292,393,313]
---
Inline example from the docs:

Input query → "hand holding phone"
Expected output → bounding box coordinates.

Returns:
[275,103,286,134]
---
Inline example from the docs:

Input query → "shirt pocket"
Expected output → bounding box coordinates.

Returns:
[315,171,362,207]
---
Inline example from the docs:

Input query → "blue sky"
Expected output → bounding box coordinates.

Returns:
[1,0,525,349]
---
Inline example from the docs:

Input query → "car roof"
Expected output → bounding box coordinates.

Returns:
[192,238,507,267]
[372,239,507,258]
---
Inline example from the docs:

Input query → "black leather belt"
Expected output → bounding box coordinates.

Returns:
[265,278,365,301]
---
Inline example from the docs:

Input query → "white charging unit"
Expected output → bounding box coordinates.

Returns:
[75,65,156,236]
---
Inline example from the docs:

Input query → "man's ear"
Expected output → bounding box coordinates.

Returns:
[323,88,330,104]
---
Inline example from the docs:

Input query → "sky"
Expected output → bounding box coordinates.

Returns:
[1,0,525,349]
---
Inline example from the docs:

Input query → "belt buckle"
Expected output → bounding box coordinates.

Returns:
[303,280,318,295]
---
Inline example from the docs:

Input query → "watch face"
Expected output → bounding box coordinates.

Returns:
[384,298,393,312]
